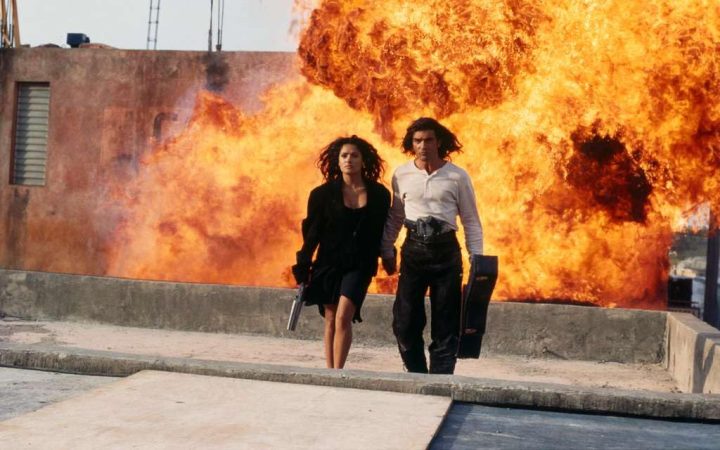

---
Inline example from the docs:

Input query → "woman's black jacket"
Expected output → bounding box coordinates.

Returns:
[292,179,391,284]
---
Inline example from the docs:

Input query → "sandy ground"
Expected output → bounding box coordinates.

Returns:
[0,319,679,393]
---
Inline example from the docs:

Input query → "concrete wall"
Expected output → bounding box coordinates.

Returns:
[665,312,720,394]
[0,48,295,276]
[0,269,667,364]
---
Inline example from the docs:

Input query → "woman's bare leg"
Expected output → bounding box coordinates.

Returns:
[333,296,357,369]
[323,304,337,369]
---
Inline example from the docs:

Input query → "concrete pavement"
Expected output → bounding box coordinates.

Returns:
[1,319,719,421]
[0,319,678,391]
[2,367,719,449]
[0,367,115,422]
[4,269,720,395]
[0,269,668,362]
[0,370,451,449]
[4,269,720,394]
[1,268,720,435]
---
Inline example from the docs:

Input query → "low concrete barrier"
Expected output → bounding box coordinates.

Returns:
[2,342,718,421]
[665,312,720,394]
[0,269,666,363]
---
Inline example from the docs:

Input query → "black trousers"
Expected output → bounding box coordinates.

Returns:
[393,234,462,374]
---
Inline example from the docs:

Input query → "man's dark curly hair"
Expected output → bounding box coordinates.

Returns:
[318,135,385,182]
[401,117,463,159]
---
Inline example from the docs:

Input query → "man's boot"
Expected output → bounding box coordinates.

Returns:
[400,347,428,374]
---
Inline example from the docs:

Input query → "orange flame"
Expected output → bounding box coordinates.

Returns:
[107,0,720,309]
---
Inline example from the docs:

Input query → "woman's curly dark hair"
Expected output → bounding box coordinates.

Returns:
[401,117,463,159]
[317,135,385,182]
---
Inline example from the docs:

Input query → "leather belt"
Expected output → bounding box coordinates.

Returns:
[404,217,457,244]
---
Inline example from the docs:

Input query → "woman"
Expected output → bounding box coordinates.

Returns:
[292,135,390,369]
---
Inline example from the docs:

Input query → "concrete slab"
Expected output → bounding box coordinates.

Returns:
[1,341,719,421]
[2,319,718,420]
[665,312,720,393]
[0,269,667,362]
[0,319,678,393]
[0,370,451,449]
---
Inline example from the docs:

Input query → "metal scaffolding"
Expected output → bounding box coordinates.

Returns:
[146,0,161,50]
[208,0,225,52]
[1,0,20,48]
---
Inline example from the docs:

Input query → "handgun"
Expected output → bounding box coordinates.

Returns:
[287,282,307,331]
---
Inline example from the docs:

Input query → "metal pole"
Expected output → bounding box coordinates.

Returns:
[153,0,160,50]
[704,211,719,328]
[10,0,19,46]
[146,0,153,49]
[1,0,8,48]
[208,0,213,52]
[215,0,223,51]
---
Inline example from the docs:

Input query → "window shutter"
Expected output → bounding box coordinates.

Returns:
[12,83,50,186]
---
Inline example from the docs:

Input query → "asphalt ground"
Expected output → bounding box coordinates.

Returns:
[432,403,720,450]
[0,366,116,422]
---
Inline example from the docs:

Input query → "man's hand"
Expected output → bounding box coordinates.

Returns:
[382,257,397,275]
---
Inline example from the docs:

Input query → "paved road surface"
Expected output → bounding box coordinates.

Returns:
[0,367,116,422]
[432,402,720,450]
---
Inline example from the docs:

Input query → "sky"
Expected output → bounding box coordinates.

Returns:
[18,0,299,51]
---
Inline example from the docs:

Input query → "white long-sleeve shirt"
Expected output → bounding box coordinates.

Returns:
[381,160,484,258]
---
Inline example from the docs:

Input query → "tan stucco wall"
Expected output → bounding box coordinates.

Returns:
[0,48,295,275]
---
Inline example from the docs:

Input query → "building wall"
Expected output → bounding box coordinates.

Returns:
[0,48,296,276]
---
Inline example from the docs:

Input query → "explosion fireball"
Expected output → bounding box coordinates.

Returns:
[107,0,720,309]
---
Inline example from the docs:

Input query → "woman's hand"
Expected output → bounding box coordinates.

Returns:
[291,264,310,285]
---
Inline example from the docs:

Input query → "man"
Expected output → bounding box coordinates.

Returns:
[381,117,483,375]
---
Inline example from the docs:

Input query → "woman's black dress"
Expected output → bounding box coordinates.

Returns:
[292,180,391,322]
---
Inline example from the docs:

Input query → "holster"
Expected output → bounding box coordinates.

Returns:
[404,217,456,244]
